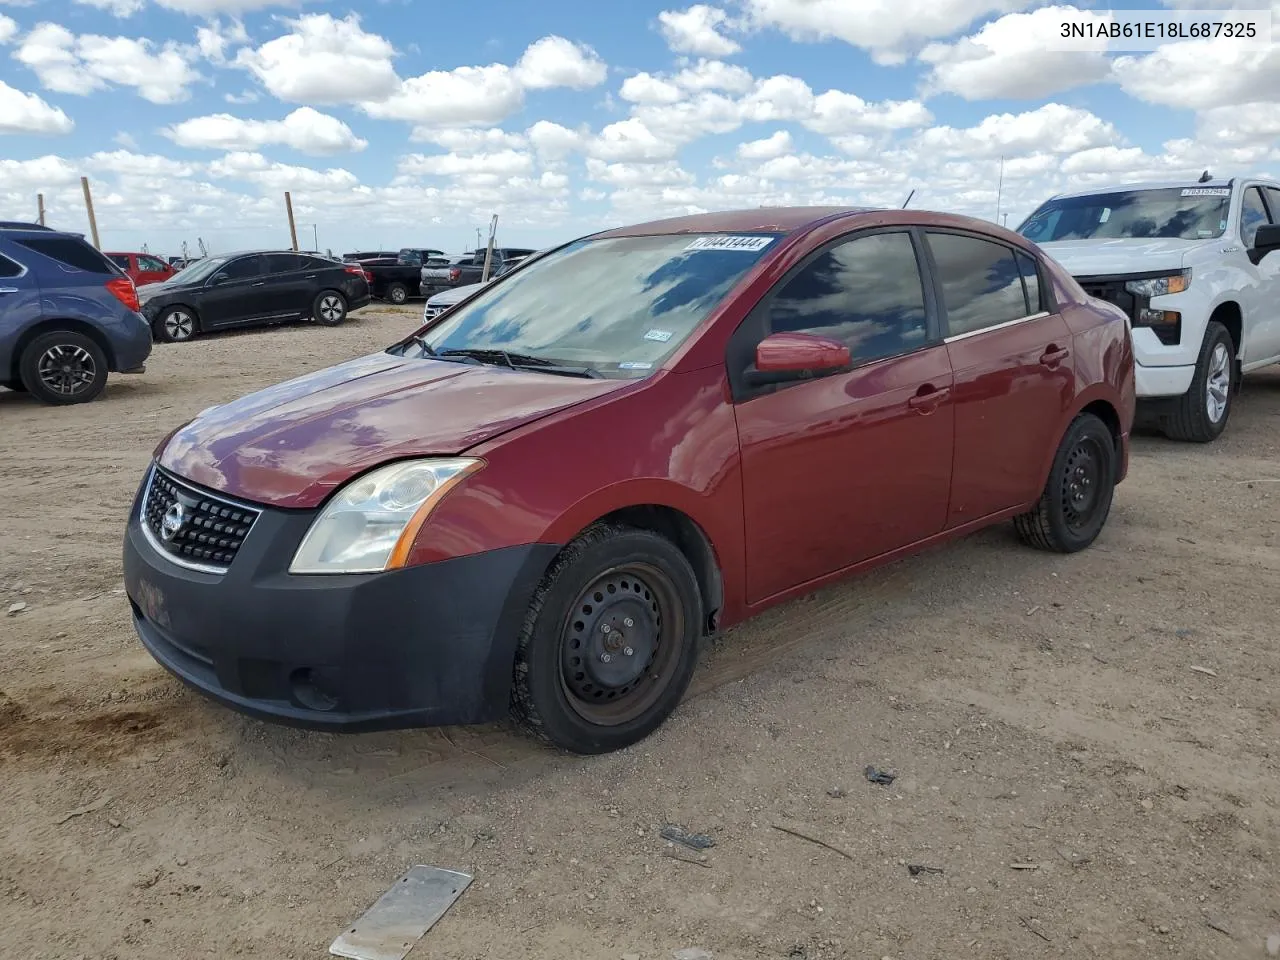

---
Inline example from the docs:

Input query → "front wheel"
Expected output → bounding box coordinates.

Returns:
[313,291,347,326]
[155,306,197,343]
[385,282,408,305]
[1163,320,1235,443]
[1014,412,1116,553]
[511,524,703,754]
[19,330,109,405]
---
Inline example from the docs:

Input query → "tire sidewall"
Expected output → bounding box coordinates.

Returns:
[1043,413,1116,551]
[19,331,108,405]
[519,531,703,754]
[388,283,407,304]
[1191,322,1234,440]
[314,291,347,325]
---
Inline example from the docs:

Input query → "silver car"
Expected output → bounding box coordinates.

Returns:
[421,253,536,322]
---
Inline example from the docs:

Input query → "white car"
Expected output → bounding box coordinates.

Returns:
[422,253,536,322]
[1019,178,1280,442]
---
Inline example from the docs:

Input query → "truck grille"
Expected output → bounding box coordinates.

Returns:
[1075,275,1137,318]
[142,465,260,571]
[424,304,445,320]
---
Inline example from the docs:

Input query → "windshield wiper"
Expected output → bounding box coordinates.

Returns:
[437,347,602,378]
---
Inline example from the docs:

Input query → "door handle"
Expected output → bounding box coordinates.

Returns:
[908,384,950,411]
[252,281,266,287]
[0,287,18,294]
[305,274,317,279]
[1040,345,1070,367]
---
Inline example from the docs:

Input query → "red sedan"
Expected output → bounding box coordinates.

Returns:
[123,207,1134,754]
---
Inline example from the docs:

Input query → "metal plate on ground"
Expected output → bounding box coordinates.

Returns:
[330,865,472,960]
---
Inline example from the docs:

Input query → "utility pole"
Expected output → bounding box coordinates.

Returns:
[481,214,498,283]
[284,191,299,251]
[81,177,101,249]
[37,194,45,226]
[995,155,1004,225]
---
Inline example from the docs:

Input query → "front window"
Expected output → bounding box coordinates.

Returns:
[1018,187,1231,242]
[399,233,780,378]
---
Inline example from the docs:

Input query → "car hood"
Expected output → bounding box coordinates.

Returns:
[428,282,482,306]
[157,351,630,509]
[1037,238,1204,277]
[138,280,201,302]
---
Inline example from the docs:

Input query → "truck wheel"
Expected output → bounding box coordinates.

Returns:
[313,291,347,326]
[511,524,703,755]
[1163,321,1234,443]
[19,330,109,405]
[385,282,408,305]
[1013,412,1116,553]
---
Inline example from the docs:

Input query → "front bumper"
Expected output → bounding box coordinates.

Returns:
[1135,362,1195,398]
[122,471,556,731]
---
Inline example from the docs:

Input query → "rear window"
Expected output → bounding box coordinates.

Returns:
[14,236,118,274]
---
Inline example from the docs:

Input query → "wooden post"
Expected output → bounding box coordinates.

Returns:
[37,193,45,226]
[481,214,498,283]
[80,177,101,249]
[284,191,299,251]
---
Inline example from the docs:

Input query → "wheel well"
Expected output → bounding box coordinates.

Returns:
[1080,399,1122,477]
[1210,301,1242,357]
[9,318,116,382]
[591,505,724,635]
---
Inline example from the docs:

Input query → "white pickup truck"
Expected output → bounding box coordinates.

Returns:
[1019,178,1280,442]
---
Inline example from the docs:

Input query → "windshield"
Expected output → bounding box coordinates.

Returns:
[163,256,227,284]
[404,233,779,378]
[1018,187,1231,242]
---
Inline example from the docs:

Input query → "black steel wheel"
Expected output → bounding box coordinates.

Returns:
[512,524,703,754]
[1014,412,1116,553]
[18,330,108,405]
[313,290,348,326]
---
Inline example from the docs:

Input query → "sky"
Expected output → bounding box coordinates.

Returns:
[0,0,1277,258]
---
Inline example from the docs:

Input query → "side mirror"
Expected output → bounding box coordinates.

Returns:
[1249,223,1280,265]
[745,332,851,387]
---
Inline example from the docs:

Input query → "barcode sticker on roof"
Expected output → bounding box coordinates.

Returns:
[685,235,775,252]
[1181,188,1231,197]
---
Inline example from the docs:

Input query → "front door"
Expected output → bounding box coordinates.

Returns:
[733,228,956,604]
[201,254,267,327]
[135,254,173,287]
[1240,185,1280,365]
[923,230,1076,525]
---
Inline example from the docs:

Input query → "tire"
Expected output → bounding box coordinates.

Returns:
[385,283,408,305]
[313,290,348,326]
[1162,320,1235,443]
[511,524,704,754]
[154,306,198,343]
[1014,412,1116,553]
[18,330,108,405]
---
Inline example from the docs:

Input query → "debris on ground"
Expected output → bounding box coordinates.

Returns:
[906,864,943,876]
[1189,665,1218,677]
[772,823,855,861]
[329,865,473,960]
[660,824,715,850]
[864,766,896,786]
[673,949,714,960]
[7,601,26,616]
[54,794,112,825]
[662,847,711,868]
[1009,862,1040,871]
[826,787,846,798]
[1266,933,1279,956]
[1018,916,1052,943]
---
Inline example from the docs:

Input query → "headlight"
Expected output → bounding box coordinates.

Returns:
[289,458,483,574]
[1124,270,1190,298]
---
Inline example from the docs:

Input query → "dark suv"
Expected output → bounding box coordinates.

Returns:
[1,222,152,405]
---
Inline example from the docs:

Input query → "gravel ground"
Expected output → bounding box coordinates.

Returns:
[1,305,1277,960]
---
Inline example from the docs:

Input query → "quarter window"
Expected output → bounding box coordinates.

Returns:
[1241,187,1270,247]
[927,232,1029,337]
[0,254,22,278]
[767,231,929,365]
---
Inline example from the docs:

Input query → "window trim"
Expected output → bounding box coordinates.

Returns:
[921,227,1055,342]
[724,225,943,405]
[1258,185,1280,226]
[0,251,28,280]
[1239,185,1271,246]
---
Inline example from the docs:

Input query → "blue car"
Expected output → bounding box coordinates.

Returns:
[0,221,152,405]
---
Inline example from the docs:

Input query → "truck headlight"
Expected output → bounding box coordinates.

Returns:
[289,458,483,574]
[1125,270,1190,298]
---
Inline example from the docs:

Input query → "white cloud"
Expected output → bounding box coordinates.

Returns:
[207,151,360,191]
[918,5,1111,100]
[586,158,696,187]
[234,13,399,104]
[742,0,1035,62]
[364,64,523,126]
[88,150,196,178]
[413,127,528,151]
[165,107,367,155]
[917,103,1121,158]
[0,80,74,135]
[809,90,933,133]
[156,0,308,11]
[589,118,680,162]
[224,89,258,104]
[14,23,201,104]
[658,5,742,57]
[0,155,80,190]
[398,150,535,178]
[512,35,607,90]
[673,59,755,93]
[114,131,139,150]
[738,130,793,160]
[526,120,584,160]
[619,72,684,104]
[1198,103,1280,146]
[0,13,16,43]
[196,18,249,64]
[73,0,145,16]
[1111,40,1280,111]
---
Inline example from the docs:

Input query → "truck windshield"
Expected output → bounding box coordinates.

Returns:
[1018,187,1231,242]
[407,233,780,378]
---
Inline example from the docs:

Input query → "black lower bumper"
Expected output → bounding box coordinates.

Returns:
[122,481,556,731]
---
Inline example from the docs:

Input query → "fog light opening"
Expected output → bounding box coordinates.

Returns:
[289,667,339,712]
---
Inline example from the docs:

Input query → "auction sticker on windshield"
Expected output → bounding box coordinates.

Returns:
[1182,188,1231,197]
[684,235,775,252]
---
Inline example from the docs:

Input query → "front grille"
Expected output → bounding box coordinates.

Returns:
[142,466,260,571]
[1076,275,1137,318]
[424,304,445,320]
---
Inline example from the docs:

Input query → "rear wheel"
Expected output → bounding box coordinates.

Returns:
[19,331,108,405]
[1014,412,1116,553]
[1163,321,1234,443]
[313,291,347,326]
[511,524,703,754]
[154,306,198,343]
[385,282,408,305]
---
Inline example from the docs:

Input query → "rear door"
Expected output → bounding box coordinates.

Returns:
[0,250,43,379]
[1241,185,1280,365]
[201,254,268,327]
[260,253,313,318]
[924,230,1075,525]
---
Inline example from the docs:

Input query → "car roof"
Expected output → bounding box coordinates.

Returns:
[0,221,74,235]
[1049,177,1276,200]
[594,206,885,238]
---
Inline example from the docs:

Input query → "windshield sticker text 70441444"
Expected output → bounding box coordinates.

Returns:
[685,235,775,252]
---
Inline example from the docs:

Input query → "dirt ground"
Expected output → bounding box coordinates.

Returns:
[1,305,1278,960]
